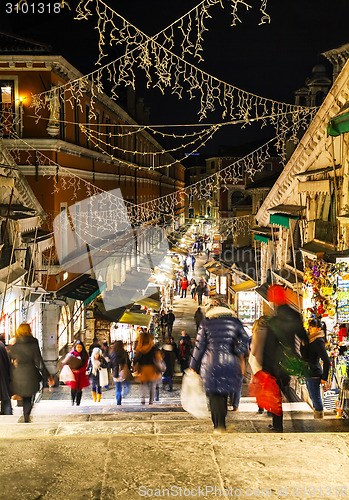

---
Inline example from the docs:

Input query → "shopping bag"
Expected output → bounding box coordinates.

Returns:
[99,367,109,388]
[323,389,339,411]
[181,369,209,419]
[59,364,75,384]
[248,370,283,416]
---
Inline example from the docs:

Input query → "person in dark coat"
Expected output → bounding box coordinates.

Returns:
[196,279,206,306]
[162,338,176,391]
[88,337,101,356]
[160,310,168,342]
[300,318,330,419]
[194,307,205,332]
[110,340,132,405]
[190,298,249,433]
[0,340,12,415]
[64,340,90,406]
[191,254,196,272]
[263,284,308,432]
[9,323,54,422]
[167,310,175,337]
[87,347,108,402]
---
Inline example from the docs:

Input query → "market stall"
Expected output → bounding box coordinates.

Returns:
[303,256,349,416]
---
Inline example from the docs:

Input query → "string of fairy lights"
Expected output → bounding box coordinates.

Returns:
[2,112,314,254]
[26,0,310,166]
[219,214,255,241]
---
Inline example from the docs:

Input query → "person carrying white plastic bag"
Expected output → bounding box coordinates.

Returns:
[181,369,209,419]
[189,297,249,434]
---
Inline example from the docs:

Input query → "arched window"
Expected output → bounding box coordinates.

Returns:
[315,91,325,107]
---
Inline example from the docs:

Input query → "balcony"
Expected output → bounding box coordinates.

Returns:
[314,220,334,244]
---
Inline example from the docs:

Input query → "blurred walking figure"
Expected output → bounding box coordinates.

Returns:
[191,254,196,272]
[249,316,269,413]
[301,318,330,419]
[190,278,197,299]
[88,337,101,356]
[160,310,168,342]
[180,277,189,298]
[133,331,163,405]
[196,278,206,306]
[190,298,249,433]
[63,340,89,406]
[178,330,192,374]
[0,340,12,415]
[110,340,132,405]
[262,285,308,431]
[9,323,54,422]
[162,338,176,392]
[167,310,175,337]
[194,307,205,332]
[88,348,108,402]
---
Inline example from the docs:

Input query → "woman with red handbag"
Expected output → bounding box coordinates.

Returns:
[62,340,89,406]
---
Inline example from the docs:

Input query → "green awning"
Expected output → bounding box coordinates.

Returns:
[327,111,349,137]
[269,214,298,229]
[254,234,269,244]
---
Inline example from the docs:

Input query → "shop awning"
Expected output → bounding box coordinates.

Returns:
[204,260,217,268]
[255,282,269,301]
[269,213,298,229]
[267,204,306,215]
[135,296,162,310]
[118,311,152,327]
[16,216,40,234]
[210,267,230,276]
[254,234,270,244]
[299,240,334,258]
[0,262,27,293]
[169,246,188,256]
[230,279,257,293]
[327,104,349,137]
[298,179,331,194]
[57,275,107,305]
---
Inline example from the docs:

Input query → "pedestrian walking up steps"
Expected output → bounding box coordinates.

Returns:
[2,396,347,438]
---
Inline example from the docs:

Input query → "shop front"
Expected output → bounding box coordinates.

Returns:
[229,279,259,334]
[302,256,349,416]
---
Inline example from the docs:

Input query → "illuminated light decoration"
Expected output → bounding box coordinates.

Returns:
[75,0,269,66]
[219,214,255,241]
[28,1,306,163]
[3,113,314,249]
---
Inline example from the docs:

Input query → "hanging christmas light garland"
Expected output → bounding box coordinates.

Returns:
[5,111,315,244]
[219,214,255,241]
[29,0,301,166]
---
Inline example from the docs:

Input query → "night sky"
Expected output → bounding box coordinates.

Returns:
[1,0,349,154]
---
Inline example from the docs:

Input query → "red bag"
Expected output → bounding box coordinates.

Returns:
[249,370,283,416]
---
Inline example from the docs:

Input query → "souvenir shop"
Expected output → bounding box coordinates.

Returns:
[303,256,349,417]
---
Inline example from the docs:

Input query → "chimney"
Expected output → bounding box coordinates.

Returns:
[127,88,136,118]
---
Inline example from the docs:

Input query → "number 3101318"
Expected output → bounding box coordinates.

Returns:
[5,3,61,13]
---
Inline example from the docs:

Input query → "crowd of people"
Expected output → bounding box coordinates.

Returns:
[0,243,332,434]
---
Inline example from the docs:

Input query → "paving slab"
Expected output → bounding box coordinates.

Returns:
[0,437,109,500]
[101,435,221,499]
[55,420,155,436]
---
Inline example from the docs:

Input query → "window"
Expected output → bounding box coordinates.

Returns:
[189,208,194,218]
[105,117,111,154]
[59,88,65,140]
[85,105,90,148]
[74,101,79,144]
[315,91,325,107]
[0,81,15,136]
